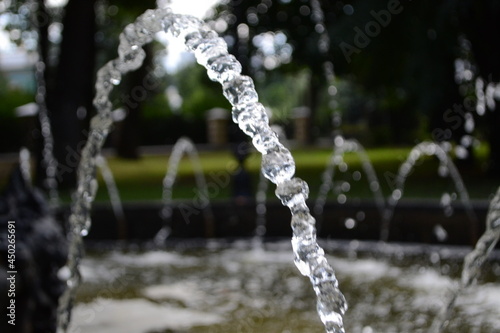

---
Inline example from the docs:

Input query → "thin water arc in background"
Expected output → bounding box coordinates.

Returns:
[314,136,386,232]
[95,155,127,239]
[379,141,478,242]
[35,60,60,209]
[56,7,347,333]
[431,185,500,332]
[156,136,214,243]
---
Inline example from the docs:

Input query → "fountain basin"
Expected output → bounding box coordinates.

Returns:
[57,199,490,246]
[70,240,500,333]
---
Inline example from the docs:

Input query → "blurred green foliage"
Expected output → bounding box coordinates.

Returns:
[0,72,34,151]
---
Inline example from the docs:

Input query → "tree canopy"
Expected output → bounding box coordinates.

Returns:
[210,0,500,171]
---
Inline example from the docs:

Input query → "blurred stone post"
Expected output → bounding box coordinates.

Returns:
[292,106,310,145]
[206,107,229,146]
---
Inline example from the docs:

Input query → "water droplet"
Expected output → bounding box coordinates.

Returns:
[292,239,321,276]
[223,75,258,106]
[277,177,307,203]
[57,266,71,281]
[455,145,469,159]
[119,45,146,71]
[291,218,316,239]
[438,164,449,177]
[461,135,473,147]
[441,193,451,206]
[333,155,343,165]
[337,194,346,204]
[193,37,228,66]
[261,146,295,184]
[338,163,348,173]
[352,171,361,181]
[440,141,452,152]
[410,150,421,161]
[110,77,121,85]
[340,182,350,192]
[430,252,440,264]
[344,218,356,229]
[433,224,448,242]
[252,127,279,153]
[255,225,266,236]
[356,211,365,221]
[444,206,454,217]
[164,14,200,39]
[233,103,269,136]
[206,54,242,83]
[370,181,380,192]
[424,144,436,155]
[464,113,475,133]
[334,135,344,147]
[361,326,374,333]
[161,207,172,220]
[392,189,402,201]
[311,263,337,286]
[328,85,337,96]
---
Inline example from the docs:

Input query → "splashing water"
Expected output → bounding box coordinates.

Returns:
[35,61,60,209]
[156,136,214,243]
[314,136,385,232]
[19,147,32,185]
[431,186,500,333]
[57,8,348,333]
[379,141,478,242]
[95,155,127,239]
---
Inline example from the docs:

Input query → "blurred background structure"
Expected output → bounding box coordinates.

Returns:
[0,0,499,200]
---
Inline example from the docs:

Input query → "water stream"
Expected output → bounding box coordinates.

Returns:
[431,186,500,332]
[379,141,478,242]
[57,7,347,332]
[314,136,385,232]
[254,124,289,240]
[19,147,32,186]
[35,60,60,209]
[95,155,127,239]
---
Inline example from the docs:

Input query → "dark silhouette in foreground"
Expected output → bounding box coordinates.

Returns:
[0,167,68,333]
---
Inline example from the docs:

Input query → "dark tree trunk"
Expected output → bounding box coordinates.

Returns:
[486,105,500,175]
[114,45,156,159]
[115,109,141,159]
[49,0,96,189]
[228,0,250,74]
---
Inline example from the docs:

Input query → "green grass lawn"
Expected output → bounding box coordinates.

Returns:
[1,145,498,203]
